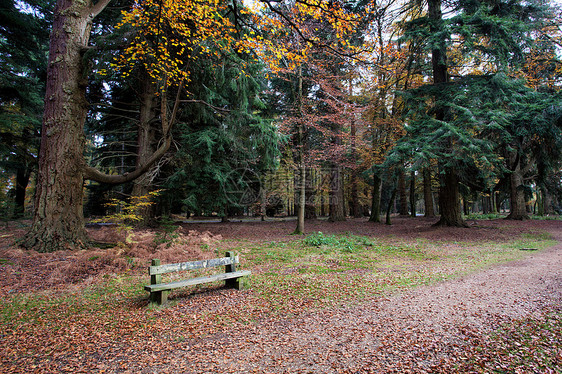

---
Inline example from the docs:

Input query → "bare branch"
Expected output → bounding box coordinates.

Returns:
[84,136,172,184]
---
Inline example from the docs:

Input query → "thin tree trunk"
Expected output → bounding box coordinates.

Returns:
[294,164,306,234]
[349,84,360,218]
[261,183,267,221]
[293,65,306,234]
[14,167,31,218]
[305,167,317,219]
[423,168,435,217]
[369,173,382,222]
[386,188,397,225]
[398,168,408,216]
[409,170,416,217]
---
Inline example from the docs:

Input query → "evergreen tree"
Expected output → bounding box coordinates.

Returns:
[163,48,281,219]
[0,0,51,217]
[389,0,557,226]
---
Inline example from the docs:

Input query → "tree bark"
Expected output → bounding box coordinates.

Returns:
[14,167,31,218]
[328,165,346,221]
[293,65,306,234]
[131,74,159,224]
[386,188,397,225]
[409,170,416,217]
[369,173,382,222]
[20,0,99,251]
[423,168,435,217]
[398,168,408,216]
[506,155,529,220]
[349,103,361,218]
[305,167,317,219]
[293,164,306,234]
[428,0,465,227]
[21,0,173,251]
[434,168,467,227]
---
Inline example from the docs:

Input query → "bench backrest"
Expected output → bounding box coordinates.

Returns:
[149,255,239,276]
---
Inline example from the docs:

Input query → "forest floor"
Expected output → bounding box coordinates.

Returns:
[0,217,561,373]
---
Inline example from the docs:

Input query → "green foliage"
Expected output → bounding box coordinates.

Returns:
[163,46,281,216]
[0,0,51,216]
[464,212,505,220]
[92,190,162,243]
[302,232,375,253]
[153,216,180,247]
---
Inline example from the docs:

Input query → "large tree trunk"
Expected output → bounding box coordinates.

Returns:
[506,156,529,220]
[423,168,435,217]
[20,0,99,251]
[428,0,465,227]
[369,173,382,222]
[435,168,467,227]
[21,0,173,251]
[131,75,159,224]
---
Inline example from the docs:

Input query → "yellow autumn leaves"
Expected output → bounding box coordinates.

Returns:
[111,0,364,87]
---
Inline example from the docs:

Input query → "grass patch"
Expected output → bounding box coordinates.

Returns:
[0,226,557,372]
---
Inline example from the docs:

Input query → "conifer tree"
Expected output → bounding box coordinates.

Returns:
[389,0,557,226]
[0,0,50,217]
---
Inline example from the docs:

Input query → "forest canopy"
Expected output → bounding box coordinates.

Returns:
[0,0,560,251]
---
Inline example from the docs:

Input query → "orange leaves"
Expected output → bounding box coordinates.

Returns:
[113,0,239,88]
[111,0,366,88]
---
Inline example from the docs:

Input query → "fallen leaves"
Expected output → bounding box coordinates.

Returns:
[0,218,561,372]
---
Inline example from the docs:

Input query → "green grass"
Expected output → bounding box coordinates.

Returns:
[0,230,556,340]
[0,227,558,373]
[233,231,556,314]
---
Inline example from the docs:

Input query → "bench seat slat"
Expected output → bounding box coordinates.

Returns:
[149,256,239,275]
[145,270,251,292]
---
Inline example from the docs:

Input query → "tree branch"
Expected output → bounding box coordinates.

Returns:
[179,99,231,113]
[83,136,172,184]
[90,0,112,18]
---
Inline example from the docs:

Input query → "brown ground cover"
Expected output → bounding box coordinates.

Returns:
[0,217,560,373]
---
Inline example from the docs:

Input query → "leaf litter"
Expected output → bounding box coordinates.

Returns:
[0,218,560,373]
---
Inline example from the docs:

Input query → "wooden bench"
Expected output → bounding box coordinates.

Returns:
[145,251,251,305]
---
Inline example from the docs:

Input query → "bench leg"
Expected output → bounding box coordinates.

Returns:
[225,277,242,290]
[150,290,170,305]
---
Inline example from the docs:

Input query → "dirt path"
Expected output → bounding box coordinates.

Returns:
[145,225,562,373]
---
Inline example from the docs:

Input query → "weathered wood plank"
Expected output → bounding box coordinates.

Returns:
[145,270,251,292]
[149,256,239,275]
[150,259,162,286]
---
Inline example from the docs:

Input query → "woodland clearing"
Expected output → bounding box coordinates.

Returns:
[0,217,560,373]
